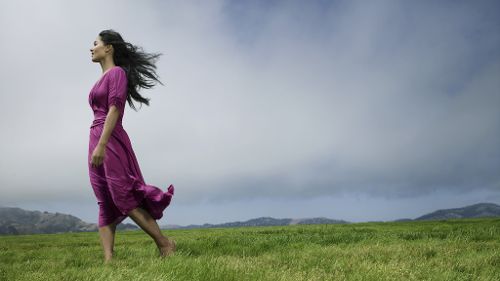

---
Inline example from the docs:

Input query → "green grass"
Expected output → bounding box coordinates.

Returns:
[1,218,499,280]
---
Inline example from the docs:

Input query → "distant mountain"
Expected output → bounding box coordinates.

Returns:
[4,202,498,235]
[0,207,138,235]
[414,203,500,221]
[161,216,349,230]
[161,203,500,229]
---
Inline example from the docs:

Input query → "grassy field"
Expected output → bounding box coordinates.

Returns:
[0,218,499,281]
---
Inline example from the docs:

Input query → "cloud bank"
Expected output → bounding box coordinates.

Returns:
[0,1,498,212]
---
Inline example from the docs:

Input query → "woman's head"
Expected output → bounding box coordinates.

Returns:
[90,29,164,111]
[90,36,114,63]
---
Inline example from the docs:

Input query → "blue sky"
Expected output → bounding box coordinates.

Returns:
[0,0,499,226]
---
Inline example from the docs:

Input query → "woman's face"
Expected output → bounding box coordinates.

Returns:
[90,36,111,62]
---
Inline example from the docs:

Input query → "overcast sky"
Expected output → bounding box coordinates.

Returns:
[0,0,499,226]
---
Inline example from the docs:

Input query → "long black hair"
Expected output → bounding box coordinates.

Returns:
[98,29,164,111]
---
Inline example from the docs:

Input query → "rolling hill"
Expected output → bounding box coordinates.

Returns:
[2,202,499,235]
[0,207,137,235]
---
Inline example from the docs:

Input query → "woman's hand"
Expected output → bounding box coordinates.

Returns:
[91,144,106,168]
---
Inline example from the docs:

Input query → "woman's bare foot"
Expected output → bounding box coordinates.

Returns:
[103,249,113,264]
[157,236,176,257]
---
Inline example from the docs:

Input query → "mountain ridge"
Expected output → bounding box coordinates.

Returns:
[164,216,349,230]
[0,206,138,235]
[1,202,499,235]
[414,203,500,221]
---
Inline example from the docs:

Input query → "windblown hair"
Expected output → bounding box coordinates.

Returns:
[98,29,164,111]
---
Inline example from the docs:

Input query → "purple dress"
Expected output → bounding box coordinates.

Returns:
[88,66,174,227]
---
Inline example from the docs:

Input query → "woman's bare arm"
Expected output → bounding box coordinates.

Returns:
[97,105,120,147]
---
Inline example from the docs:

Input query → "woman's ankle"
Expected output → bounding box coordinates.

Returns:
[155,235,169,247]
[104,250,113,260]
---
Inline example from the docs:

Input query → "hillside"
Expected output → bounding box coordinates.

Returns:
[415,203,500,221]
[172,216,349,230]
[2,202,499,235]
[0,207,137,235]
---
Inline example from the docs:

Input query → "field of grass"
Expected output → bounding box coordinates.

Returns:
[0,218,499,281]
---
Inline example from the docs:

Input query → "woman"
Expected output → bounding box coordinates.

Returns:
[88,29,175,263]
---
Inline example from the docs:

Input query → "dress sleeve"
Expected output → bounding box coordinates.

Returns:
[107,67,128,111]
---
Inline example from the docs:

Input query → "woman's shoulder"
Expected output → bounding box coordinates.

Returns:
[105,66,127,81]
[110,66,126,75]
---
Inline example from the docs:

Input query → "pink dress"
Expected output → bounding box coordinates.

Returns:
[88,66,174,227]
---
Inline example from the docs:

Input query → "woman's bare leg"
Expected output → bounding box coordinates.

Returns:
[98,221,117,262]
[127,207,176,256]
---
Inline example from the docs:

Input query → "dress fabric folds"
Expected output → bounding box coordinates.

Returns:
[88,66,174,227]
